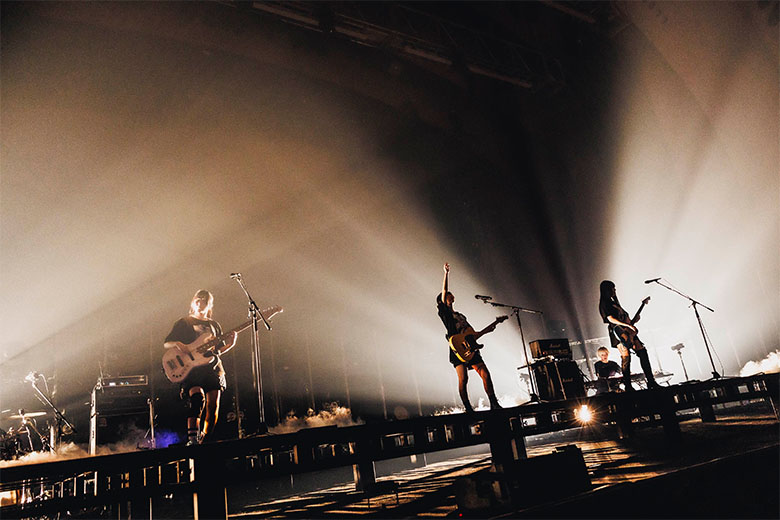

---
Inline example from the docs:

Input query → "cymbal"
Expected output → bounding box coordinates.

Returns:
[8,411,47,419]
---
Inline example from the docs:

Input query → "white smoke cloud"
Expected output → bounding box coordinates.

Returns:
[739,350,780,377]
[269,403,361,434]
[0,425,154,468]
[433,394,523,415]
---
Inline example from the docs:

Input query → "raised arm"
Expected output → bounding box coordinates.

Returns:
[441,262,450,301]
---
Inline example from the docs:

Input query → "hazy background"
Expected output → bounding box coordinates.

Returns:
[1,1,777,442]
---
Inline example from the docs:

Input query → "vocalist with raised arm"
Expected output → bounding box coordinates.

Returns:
[164,290,237,445]
[436,263,502,412]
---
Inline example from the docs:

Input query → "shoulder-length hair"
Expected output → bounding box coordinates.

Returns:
[189,289,214,320]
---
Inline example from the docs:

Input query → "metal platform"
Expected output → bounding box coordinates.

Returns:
[1,373,777,519]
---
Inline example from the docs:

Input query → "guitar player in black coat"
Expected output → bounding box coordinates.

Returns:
[437,263,502,412]
[164,289,236,445]
[598,280,659,391]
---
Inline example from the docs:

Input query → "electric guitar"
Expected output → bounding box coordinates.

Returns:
[612,297,650,348]
[162,305,283,383]
[449,316,508,363]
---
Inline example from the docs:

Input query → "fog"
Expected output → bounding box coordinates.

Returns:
[1,2,776,442]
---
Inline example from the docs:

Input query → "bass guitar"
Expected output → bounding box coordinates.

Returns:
[612,297,650,348]
[449,315,508,363]
[162,305,283,383]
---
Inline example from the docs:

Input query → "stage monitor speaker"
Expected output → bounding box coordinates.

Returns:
[529,338,572,360]
[532,360,585,401]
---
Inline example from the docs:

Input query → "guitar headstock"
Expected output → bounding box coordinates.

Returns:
[496,315,509,323]
[262,305,283,321]
[642,297,651,305]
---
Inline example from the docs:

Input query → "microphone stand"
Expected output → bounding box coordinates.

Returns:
[29,375,75,450]
[648,279,719,379]
[232,274,271,434]
[482,299,543,403]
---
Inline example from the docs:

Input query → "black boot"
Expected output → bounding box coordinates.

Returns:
[638,349,660,389]
[489,396,502,410]
[621,355,634,391]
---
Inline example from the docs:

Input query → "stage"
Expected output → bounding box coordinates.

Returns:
[2,374,777,519]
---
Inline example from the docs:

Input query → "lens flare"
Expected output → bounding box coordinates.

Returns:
[575,404,592,424]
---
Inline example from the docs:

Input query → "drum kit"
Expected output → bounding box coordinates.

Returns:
[1,371,76,462]
[0,410,49,461]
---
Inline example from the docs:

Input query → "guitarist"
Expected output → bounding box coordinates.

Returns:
[164,289,237,445]
[598,280,659,391]
[437,263,502,412]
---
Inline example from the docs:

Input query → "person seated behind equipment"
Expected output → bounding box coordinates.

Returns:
[594,346,622,394]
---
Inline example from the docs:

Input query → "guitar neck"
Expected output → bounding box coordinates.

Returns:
[477,316,507,337]
[198,306,283,352]
[631,302,647,324]
[198,321,252,353]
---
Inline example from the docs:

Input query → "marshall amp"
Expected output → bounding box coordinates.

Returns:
[532,360,585,401]
[529,338,572,360]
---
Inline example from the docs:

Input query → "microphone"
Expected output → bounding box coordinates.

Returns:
[230,273,242,280]
[24,372,40,383]
[475,294,493,301]
[644,278,661,284]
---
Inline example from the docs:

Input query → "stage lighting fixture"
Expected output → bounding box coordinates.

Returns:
[575,404,592,424]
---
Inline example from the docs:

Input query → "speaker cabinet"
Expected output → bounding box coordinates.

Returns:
[532,360,585,401]
[89,376,152,454]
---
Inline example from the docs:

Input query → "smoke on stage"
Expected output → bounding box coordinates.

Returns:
[269,402,361,434]
[740,350,780,377]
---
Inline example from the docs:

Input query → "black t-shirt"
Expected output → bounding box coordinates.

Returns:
[599,299,628,324]
[437,294,484,367]
[436,294,471,338]
[594,360,621,379]
[165,315,225,375]
[599,298,630,348]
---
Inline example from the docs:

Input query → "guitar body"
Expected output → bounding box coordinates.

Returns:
[612,324,644,350]
[162,332,219,383]
[611,297,650,350]
[162,305,283,383]
[448,315,508,363]
[449,328,483,363]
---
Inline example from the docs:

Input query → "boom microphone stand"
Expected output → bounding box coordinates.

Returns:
[647,279,719,379]
[480,298,544,402]
[26,372,76,450]
[231,273,271,434]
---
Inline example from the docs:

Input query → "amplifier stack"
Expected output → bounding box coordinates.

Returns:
[89,375,154,454]
[527,339,585,401]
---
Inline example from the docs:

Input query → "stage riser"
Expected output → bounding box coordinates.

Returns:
[1,373,777,519]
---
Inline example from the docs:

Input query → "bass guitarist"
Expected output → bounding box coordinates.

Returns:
[164,289,236,445]
[598,280,659,391]
[437,263,502,412]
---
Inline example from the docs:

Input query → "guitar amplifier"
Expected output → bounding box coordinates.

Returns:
[94,376,150,416]
[89,375,152,454]
[532,360,585,401]
[529,338,572,360]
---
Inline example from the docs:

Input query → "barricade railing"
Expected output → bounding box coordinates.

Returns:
[1,373,776,519]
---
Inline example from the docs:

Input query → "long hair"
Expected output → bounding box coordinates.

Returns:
[598,280,618,323]
[189,289,214,319]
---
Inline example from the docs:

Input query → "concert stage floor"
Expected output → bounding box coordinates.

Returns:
[2,380,777,519]
[228,407,779,518]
